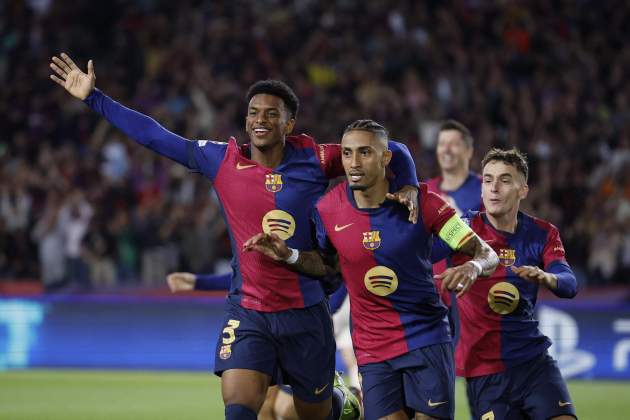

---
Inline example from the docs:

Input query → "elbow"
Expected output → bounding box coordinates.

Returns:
[565,279,579,299]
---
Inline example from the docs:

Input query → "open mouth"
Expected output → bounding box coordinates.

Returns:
[349,172,364,182]
[253,127,271,137]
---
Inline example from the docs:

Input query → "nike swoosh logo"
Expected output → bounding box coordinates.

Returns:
[236,162,256,170]
[314,383,329,395]
[334,223,353,232]
[558,401,572,407]
[428,399,448,408]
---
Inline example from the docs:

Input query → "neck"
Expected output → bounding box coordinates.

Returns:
[353,178,389,209]
[440,166,469,191]
[486,210,519,233]
[250,140,285,168]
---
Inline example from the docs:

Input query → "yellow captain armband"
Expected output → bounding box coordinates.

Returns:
[438,214,475,250]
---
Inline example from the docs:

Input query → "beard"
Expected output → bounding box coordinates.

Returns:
[349,184,367,191]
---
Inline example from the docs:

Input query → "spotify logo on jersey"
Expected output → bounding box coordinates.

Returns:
[487,282,520,315]
[364,266,398,297]
[262,210,296,240]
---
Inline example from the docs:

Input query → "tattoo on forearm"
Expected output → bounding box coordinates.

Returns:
[459,236,499,276]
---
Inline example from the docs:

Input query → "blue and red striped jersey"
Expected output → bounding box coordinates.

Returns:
[314,183,456,365]
[439,211,577,377]
[84,89,418,312]
[426,172,482,216]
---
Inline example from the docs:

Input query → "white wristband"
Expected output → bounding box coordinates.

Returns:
[285,248,299,264]
[468,260,483,276]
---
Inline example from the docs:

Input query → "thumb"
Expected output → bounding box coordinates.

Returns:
[88,60,95,78]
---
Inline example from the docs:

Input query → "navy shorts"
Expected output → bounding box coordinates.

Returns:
[466,352,577,420]
[358,343,455,420]
[214,299,336,403]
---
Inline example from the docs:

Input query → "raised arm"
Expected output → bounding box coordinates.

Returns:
[49,53,224,174]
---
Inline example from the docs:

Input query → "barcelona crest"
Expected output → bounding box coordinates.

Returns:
[219,345,232,360]
[265,174,283,192]
[362,231,381,250]
[498,248,516,267]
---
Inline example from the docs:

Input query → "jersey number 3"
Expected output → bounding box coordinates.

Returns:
[222,319,241,344]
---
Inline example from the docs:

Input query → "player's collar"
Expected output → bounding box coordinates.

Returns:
[481,211,524,236]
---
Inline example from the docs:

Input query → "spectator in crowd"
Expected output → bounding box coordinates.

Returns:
[1,0,629,288]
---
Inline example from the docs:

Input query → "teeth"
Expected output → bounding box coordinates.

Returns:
[350,175,362,181]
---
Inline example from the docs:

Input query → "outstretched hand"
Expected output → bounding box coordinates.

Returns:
[434,262,479,298]
[242,233,291,261]
[49,53,95,100]
[385,185,418,224]
[166,272,196,293]
[512,265,557,290]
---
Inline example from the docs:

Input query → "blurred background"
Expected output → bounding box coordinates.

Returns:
[1,0,629,419]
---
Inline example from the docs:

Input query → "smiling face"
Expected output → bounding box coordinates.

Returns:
[245,94,295,150]
[436,129,472,173]
[482,160,529,219]
[341,129,391,191]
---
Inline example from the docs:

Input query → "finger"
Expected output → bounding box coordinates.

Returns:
[441,274,458,291]
[440,275,450,291]
[87,59,94,78]
[385,193,396,200]
[50,74,66,87]
[50,62,67,78]
[52,56,72,73]
[61,52,80,71]
[408,202,418,224]
[456,280,472,298]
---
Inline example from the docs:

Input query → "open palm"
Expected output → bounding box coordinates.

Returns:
[49,53,95,100]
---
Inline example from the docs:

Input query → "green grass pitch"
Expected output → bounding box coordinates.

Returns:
[0,369,628,419]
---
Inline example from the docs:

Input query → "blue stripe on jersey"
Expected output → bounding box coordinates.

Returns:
[499,215,552,368]
[365,195,450,352]
[273,141,328,307]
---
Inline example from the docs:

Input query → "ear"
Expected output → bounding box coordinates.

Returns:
[284,117,295,135]
[466,146,474,160]
[519,184,529,200]
[382,149,393,167]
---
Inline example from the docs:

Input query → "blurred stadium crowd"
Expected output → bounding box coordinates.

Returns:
[1,0,629,291]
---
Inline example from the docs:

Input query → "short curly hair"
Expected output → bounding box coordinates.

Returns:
[246,80,299,118]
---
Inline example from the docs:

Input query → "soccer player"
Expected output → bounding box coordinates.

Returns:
[166,272,356,420]
[243,119,499,420]
[426,119,482,217]
[49,53,417,420]
[166,271,296,420]
[432,148,578,420]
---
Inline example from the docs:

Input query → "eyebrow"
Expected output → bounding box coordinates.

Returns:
[342,146,373,151]
[483,173,513,178]
[248,106,280,112]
